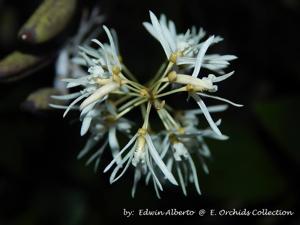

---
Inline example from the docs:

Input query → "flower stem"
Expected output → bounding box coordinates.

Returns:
[156,86,187,98]
[118,96,143,112]
[111,91,140,97]
[151,62,174,94]
[142,102,152,129]
[116,99,147,119]
[122,64,138,82]
[148,61,167,86]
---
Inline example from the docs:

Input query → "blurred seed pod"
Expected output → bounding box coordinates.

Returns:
[0,51,48,82]
[18,0,77,44]
[22,87,63,112]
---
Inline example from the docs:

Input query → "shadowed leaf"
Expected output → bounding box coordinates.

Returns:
[202,120,287,203]
[0,51,46,82]
[18,0,77,44]
[23,87,64,112]
[254,97,300,162]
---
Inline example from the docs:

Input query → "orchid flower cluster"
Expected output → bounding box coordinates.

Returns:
[51,11,242,198]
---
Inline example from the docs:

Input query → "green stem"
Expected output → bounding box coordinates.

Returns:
[122,64,138,82]
[151,62,174,94]
[142,102,152,129]
[157,82,170,94]
[111,91,140,97]
[148,61,167,86]
[118,96,143,112]
[116,99,147,119]
[156,86,186,98]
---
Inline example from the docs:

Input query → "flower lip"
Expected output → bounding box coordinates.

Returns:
[79,81,120,110]
[167,73,215,91]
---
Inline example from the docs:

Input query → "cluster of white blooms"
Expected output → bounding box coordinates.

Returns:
[52,11,242,198]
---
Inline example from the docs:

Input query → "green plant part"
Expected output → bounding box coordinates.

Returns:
[0,51,45,82]
[23,87,63,111]
[18,0,77,44]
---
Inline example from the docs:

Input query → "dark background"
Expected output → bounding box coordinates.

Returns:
[0,0,299,224]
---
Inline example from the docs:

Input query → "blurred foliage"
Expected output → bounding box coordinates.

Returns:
[0,6,19,46]
[23,87,63,111]
[0,51,45,81]
[203,121,287,202]
[254,97,300,162]
[0,0,77,82]
[18,0,77,44]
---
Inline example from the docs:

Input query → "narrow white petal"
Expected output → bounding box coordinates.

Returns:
[187,153,201,195]
[117,120,131,132]
[191,94,222,136]
[145,134,178,185]
[149,11,171,57]
[110,28,120,55]
[103,25,120,66]
[77,138,97,159]
[91,39,112,73]
[196,27,206,41]
[176,56,196,65]
[160,19,176,52]
[192,36,215,77]
[86,150,102,165]
[211,71,235,83]
[168,20,176,36]
[143,22,158,39]
[206,133,229,140]
[184,29,190,38]
[49,104,70,110]
[204,54,237,62]
[78,46,100,58]
[109,165,120,183]
[110,151,134,183]
[160,139,170,159]
[202,161,209,174]
[66,82,82,88]
[198,93,243,107]
[61,77,88,83]
[176,163,187,196]
[79,52,94,66]
[145,171,151,185]
[63,93,89,118]
[203,64,226,72]
[91,38,105,49]
[55,49,68,76]
[145,150,163,191]
[51,92,81,100]
[103,133,138,173]
[80,102,97,118]
[219,55,237,61]
[213,36,223,43]
[108,126,122,165]
[208,60,230,65]
[153,176,161,199]
[131,168,141,198]
[199,141,211,158]
[85,141,107,166]
[166,158,174,172]
[71,57,86,66]
[186,104,228,115]
[80,116,92,136]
